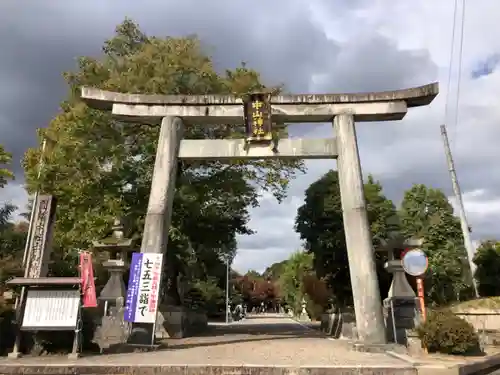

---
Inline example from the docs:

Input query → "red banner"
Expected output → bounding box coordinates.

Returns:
[80,251,97,308]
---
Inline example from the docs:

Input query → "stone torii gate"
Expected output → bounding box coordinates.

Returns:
[81,83,438,345]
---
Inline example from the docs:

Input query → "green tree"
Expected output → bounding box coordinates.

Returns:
[245,270,263,280]
[295,170,396,307]
[0,145,14,188]
[0,145,25,278]
[278,250,314,314]
[189,277,225,314]
[0,204,15,230]
[473,240,500,297]
[399,184,471,305]
[263,259,287,281]
[0,187,25,287]
[0,221,25,285]
[22,19,303,305]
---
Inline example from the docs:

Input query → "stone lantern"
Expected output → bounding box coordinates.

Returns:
[91,217,135,352]
[298,297,311,322]
[378,220,423,345]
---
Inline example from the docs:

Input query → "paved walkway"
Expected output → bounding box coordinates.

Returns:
[0,314,411,367]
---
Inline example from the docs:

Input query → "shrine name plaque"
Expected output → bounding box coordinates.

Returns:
[244,92,273,142]
[21,289,80,331]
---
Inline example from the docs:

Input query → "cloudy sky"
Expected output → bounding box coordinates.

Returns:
[1,1,499,274]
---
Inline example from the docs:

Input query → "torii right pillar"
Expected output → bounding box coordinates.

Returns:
[332,86,437,346]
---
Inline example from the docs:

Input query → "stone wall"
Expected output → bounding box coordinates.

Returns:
[452,309,500,331]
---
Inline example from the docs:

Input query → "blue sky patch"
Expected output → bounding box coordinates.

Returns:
[471,53,500,78]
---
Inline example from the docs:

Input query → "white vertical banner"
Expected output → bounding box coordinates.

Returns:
[133,253,163,323]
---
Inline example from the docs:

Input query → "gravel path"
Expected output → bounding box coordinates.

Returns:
[0,314,411,367]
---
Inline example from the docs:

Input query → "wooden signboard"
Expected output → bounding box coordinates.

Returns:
[21,289,80,331]
[244,93,273,142]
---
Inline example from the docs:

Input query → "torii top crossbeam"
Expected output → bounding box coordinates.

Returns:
[81,83,438,125]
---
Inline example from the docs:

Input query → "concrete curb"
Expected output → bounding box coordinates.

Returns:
[386,351,422,366]
[454,352,500,375]
[0,364,418,375]
[412,352,500,375]
[289,316,320,331]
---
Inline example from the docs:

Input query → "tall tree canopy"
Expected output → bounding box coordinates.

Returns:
[0,145,14,189]
[295,171,396,307]
[399,184,472,304]
[278,251,314,314]
[22,19,303,304]
[0,145,25,288]
[263,260,288,281]
[473,241,500,297]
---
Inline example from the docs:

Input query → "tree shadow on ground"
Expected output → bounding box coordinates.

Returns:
[91,316,327,355]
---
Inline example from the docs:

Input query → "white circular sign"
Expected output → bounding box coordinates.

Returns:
[402,249,428,276]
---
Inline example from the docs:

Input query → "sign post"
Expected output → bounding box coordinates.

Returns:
[124,252,163,346]
[401,248,429,323]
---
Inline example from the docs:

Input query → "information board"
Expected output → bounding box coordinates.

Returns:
[22,289,80,330]
[125,252,163,324]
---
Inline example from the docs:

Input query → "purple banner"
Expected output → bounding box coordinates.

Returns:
[124,252,143,322]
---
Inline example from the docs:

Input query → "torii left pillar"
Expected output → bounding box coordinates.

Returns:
[128,116,184,345]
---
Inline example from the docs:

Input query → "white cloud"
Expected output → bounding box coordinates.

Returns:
[449,189,500,243]
[461,189,500,217]
[1,183,28,221]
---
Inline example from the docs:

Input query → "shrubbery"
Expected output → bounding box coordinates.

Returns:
[0,302,15,355]
[417,310,480,355]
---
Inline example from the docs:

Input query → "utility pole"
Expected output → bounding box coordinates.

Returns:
[440,124,479,298]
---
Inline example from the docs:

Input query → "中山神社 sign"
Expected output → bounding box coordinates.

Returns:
[124,252,163,323]
[244,92,272,142]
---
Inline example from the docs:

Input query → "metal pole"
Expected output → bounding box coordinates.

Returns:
[440,124,480,297]
[225,257,230,324]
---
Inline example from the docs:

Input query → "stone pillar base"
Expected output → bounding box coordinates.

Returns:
[406,329,425,356]
[155,305,208,339]
[7,351,21,359]
[298,312,311,322]
[384,297,420,345]
[320,310,358,340]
